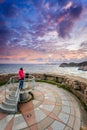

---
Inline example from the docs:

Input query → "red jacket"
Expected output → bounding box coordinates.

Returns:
[18,70,24,79]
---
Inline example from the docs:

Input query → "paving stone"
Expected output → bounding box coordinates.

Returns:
[75,108,81,118]
[45,96,56,102]
[70,107,75,116]
[61,95,68,101]
[58,112,69,124]
[62,106,70,114]
[52,105,62,116]
[32,100,42,108]
[37,116,54,130]
[67,115,74,128]
[62,100,70,106]
[0,82,83,130]
[0,115,14,130]
[34,108,47,123]
[51,120,65,130]
[73,117,81,130]
[0,112,7,120]
[64,126,72,130]
[12,114,28,130]
[39,104,54,112]
[4,116,14,130]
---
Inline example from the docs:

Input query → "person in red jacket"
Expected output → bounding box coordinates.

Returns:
[18,67,25,89]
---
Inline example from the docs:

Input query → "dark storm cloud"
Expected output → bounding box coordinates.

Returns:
[57,20,73,38]
[32,0,44,8]
[54,3,83,38]
[70,4,82,18]
[80,41,87,50]
[0,17,6,26]
[58,0,69,6]
[0,0,84,49]
[2,4,18,18]
[0,28,11,41]
[0,27,21,47]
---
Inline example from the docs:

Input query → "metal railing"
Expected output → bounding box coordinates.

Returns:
[4,74,35,102]
[15,87,20,112]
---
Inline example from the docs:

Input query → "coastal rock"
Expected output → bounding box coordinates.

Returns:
[78,66,87,71]
[78,61,87,66]
[59,61,87,71]
[59,62,78,67]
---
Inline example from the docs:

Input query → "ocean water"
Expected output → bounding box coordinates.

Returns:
[0,64,87,79]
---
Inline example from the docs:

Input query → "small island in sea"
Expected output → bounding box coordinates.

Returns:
[59,61,87,71]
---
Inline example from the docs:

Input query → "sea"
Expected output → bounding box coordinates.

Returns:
[0,64,87,79]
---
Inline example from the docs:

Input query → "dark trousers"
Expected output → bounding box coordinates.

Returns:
[19,79,24,89]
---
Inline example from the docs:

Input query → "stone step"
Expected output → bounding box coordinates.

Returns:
[9,92,16,96]
[2,101,16,109]
[9,95,16,99]
[6,97,17,104]
[0,105,16,114]
[3,100,16,106]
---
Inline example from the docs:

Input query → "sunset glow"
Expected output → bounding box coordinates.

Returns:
[0,0,87,64]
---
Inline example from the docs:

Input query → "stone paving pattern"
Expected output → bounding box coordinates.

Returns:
[0,82,83,130]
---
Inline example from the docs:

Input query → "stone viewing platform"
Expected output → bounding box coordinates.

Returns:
[0,73,87,130]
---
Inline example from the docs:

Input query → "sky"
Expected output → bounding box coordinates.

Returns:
[0,0,87,64]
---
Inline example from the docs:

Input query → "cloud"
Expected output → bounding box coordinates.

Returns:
[58,0,69,6]
[1,4,19,18]
[32,58,44,62]
[0,0,87,63]
[57,20,73,38]
[0,0,5,4]
[80,41,87,50]
[32,0,44,7]
[0,17,7,27]
[70,4,83,18]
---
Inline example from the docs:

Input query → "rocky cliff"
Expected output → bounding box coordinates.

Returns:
[59,61,87,71]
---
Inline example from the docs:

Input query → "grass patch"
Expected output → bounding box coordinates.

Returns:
[59,84,73,93]
[36,79,58,86]
[0,81,7,86]
[78,96,87,111]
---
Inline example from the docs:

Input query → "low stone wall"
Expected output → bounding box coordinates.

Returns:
[0,73,87,107]
[0,74,17,85]
[32,73,87,106]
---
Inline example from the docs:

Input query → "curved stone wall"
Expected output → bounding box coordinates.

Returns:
[32,73,87,107]
[0,73,87,108]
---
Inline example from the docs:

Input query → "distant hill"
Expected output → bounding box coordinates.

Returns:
[59,62,78,67]
[59,61,87,71]
[78,61,87,66]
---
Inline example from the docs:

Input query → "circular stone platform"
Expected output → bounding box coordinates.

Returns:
[0,82,81,130]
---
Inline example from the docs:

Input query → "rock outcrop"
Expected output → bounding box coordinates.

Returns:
[59,62,78,67]
[78,66,87,71]
[59,61,87,71]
